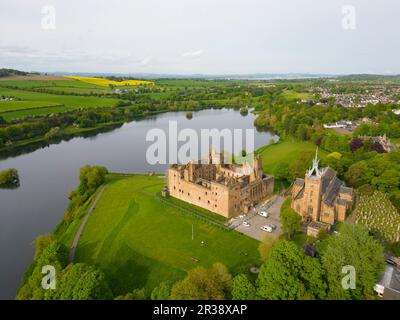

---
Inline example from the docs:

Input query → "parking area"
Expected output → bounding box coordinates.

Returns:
[229,195,285,241]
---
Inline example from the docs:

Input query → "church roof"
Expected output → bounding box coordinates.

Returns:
[324,176,344,206]
[340,186,353,195]
[295,178,305,187]
[294,187,305,200]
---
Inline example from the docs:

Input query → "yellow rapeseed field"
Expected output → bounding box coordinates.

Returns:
[64,75,154,87]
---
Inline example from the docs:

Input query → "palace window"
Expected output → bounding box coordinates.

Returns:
[198,197,201,200]
[324,212,330,218]
[307,207,313,215]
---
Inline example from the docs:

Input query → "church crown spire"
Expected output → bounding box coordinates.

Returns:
[307,147,321,177]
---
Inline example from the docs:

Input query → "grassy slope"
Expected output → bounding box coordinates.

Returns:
[257,139,328,175]
[74,175,260,295]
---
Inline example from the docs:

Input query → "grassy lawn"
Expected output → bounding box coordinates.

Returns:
[257,139,327,175]
[74,175,261,295]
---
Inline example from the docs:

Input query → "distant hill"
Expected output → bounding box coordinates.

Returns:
[334,74,400,81]
[0,68,29,78]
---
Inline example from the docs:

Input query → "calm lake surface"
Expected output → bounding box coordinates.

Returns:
[0,109,277,299]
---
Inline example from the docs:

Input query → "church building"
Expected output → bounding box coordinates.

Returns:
[291,149,353,235]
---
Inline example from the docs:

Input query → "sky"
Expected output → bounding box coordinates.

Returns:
[0,0,399,75]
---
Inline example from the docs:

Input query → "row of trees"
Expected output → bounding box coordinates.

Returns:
[66,165,108,220]
[17,235,112,300]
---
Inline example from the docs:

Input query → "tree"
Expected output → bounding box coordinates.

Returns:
[389,191,400,212]
[349,138,364,152]
[0,168,19,188]
[280,206,301,240]
[78,165,108,194]
[289,151,314,181]
[345,161,374,188]
[371,169,400,193]
[33,234,55,259]
[186,111,193,119]
[17,241,68,300]
[257,241,327,300]
[115,288,146,300]
[170,263,232,300]
[151,281,172,300]
[370,141,386,154]
[45,263,113,300]
[231,274,257,300]
[320,224,385,300]
[274,162,290,181]
[44,127,61,140]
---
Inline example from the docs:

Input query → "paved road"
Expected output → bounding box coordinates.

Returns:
[230,195,285,241]
[68,184,109,263]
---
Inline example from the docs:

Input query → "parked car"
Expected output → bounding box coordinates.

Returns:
[238,214,246,219]
[386,258,396,266]
[260,225,273,232]
[259,211,269,218]
[242,221,251,227]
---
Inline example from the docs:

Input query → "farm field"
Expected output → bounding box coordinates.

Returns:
[280,89,313,101]
[0,100,61,113]
[0,87,121,119]
[64,75,154,87]
[74,175,260,295]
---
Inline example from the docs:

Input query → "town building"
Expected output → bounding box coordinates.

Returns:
[167,149,274,218]
[291,149,353,236]
[359,134,396,153]
[374,264,400,300]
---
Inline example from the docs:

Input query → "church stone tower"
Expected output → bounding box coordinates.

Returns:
[302,148,323,221]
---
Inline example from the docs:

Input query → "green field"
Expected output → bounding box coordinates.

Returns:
[0,87,121,119]
[280,89,313,101]
[73,175,260,295]
[0,100,61,113]
[257,139,327,175]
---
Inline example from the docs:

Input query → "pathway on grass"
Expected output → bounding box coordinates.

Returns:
[68,183,109,263]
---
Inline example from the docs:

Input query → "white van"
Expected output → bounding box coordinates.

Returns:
[259,211,269,218]
[260,225,273,232]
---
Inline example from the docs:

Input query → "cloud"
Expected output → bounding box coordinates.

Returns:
[181,50,204,58]
[140,57,152,65]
